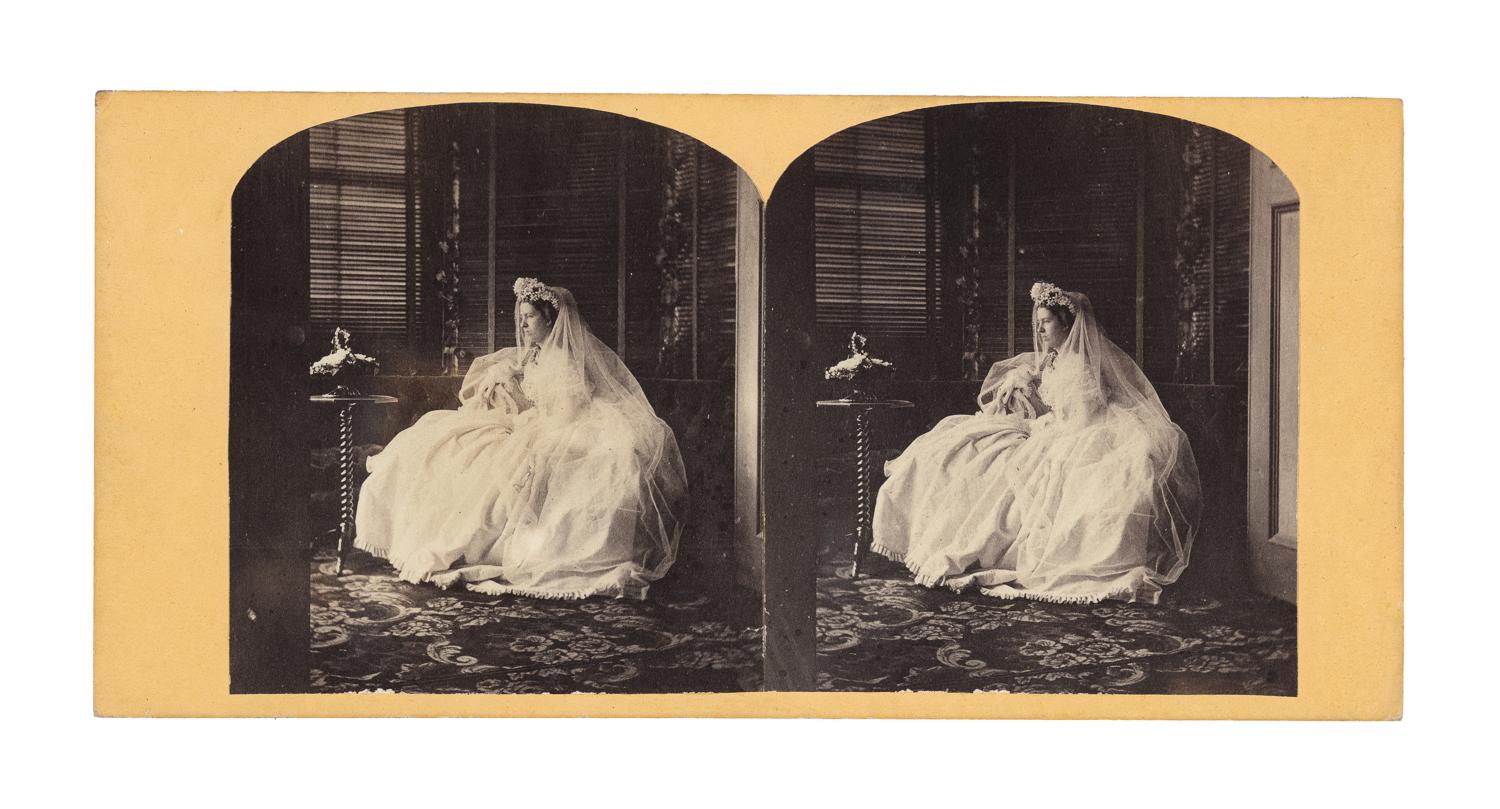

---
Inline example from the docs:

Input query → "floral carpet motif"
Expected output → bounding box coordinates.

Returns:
[817,553,1296,695]
[311,549,762,694]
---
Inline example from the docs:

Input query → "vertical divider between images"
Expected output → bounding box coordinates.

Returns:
[761,152,820,691]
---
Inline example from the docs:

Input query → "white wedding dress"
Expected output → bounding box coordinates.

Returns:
[872,291,1201,604]
[354,287,686,600]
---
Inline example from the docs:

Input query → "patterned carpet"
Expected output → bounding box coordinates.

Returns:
[817,546,1296,695]
[311,549,763,694]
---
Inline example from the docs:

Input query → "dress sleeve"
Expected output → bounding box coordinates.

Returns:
[978,356,1039,415]
[459,352,521,415]
[978,357,1038,414]
[999,377,1048,419]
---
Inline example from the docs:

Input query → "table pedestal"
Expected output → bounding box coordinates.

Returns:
[817,398,914,578]
[310,393,397,575]
[332,401,357,574]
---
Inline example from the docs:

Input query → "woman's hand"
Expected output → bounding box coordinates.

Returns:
[985,367,1040,417]
[1002,367,1039,396]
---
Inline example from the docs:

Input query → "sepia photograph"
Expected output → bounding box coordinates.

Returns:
[230,103,764,694]
[763,102,1299,694]
[93,88,1401,717]
[62,3,1440,797]
[230,99,1304,697]
[49,1,1459,797]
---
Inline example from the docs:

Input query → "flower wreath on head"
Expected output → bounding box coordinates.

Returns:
[513,276,560,308]
[1029,281,1076,314]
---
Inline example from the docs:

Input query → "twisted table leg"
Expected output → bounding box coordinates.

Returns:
[852,408,872,578]
[335,402,356,575]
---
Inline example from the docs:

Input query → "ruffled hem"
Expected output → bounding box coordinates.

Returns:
[869,542,1145,605]
[466,580,647,602]
[870,543,953,588]
[871,542,909,564]
[353,537,442,585]
[969,585,1134,605]
[353,538,647,601]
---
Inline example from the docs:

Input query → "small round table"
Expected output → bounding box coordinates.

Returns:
[816,397,914,578]
[309,393,398,574]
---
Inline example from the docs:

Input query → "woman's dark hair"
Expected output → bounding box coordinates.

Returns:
[1039,303,1076,330]
[523,298,558,325]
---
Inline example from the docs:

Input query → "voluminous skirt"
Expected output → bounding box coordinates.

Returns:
[871,407,1198,604]
[354,403,682,600]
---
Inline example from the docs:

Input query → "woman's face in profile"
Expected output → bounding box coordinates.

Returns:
[1034,306,1070,351]
[518,302,554,347]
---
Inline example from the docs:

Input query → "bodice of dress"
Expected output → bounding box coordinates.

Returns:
[519,352,590,417]
[1036,353,1106,419]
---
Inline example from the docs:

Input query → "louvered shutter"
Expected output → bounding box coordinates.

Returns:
[451,107,622,359]
[814,111,940,336]
[1158,122,1252,386]
[1212,134,1252,388]
[307,109,421,360]
[659,134,739,380]
[1011,104,1140,351]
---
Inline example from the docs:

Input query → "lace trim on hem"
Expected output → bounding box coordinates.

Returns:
[353,538,647,601]
[352,538,442,585]
[869,543,948,587]
[464,581,644,602]
[868,542,1143,605]
[970,586,1131,605]
[870,542,908,564]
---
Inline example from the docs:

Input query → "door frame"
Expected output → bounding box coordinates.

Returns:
[1247,151,1299,604]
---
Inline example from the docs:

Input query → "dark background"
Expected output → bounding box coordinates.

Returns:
[763,102,1258,690]
[231,104,747,693]
[231,101,1267,693]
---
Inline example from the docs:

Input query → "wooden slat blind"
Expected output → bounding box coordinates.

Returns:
[307,109,421,359]
[660,134,739,379]
[1180,123,1217,383]
[456,107,622,360]
[434,110,738,378]
[807,104,1252,385]
[1011,105,1140,352]
[1141,115,1184,384]
[310,106,739,379]
[814,111,940,336]
[695,155,739,379]
[1212,135,1252,388]
[1168,121,1257,386]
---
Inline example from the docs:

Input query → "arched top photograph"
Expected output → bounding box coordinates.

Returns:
[763,99,1302,693]
[89,86,1409,721]
[230,101,765,695]
[235,102,754,380]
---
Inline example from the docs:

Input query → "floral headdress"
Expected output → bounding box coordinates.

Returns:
[1029,281,1076,314]
[513,277,560,308]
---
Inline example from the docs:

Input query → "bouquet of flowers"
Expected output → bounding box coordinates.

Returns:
[825,332,893,400]
[310,327,381,396]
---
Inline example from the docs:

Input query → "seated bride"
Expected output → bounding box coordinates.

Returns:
[871,281,1201,604]
[354,278,687,600]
